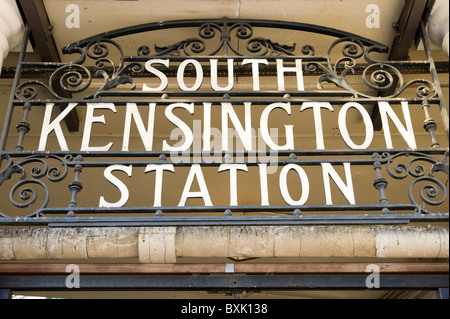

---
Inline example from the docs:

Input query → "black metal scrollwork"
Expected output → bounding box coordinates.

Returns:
[0,154,72,218]
[308,37,438,98]
[16,19,427,101]
[16,37,139,100]
[139,21,298,57]
[383,151,449,214]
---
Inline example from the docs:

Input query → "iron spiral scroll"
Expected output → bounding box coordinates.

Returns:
[380,151,449,214]
[0,154,73,218]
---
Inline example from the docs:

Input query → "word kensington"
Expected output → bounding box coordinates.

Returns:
[38,101,417,152]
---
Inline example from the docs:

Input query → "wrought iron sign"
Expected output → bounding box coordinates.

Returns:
[0,19,448,227]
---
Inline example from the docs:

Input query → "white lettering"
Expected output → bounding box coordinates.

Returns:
[210,59,234,91]
[142,59,169,91]
[378,101,417,149]
[99,165,132,207]
[259,163,270,206]
[202,102,212,151]
[321,163,355,205]
[260,102,294,150]
[162,103,194,151]
[300,102,334,150]
[38,103,78,151]
[122,103,156,151]
[178,164,213,206]
[279,164,310,205]
[221,102,252,151]
[242,59,268,91]
[276,59,304,91]
[145,164,175,207]
[177,59,203,91]
[81,103,116,151]
[338,102,374,149]
[218,164,248,206]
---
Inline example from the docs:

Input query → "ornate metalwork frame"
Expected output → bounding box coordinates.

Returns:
[0,19,448,227]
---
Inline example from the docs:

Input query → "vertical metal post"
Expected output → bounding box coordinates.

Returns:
[67,155,84,217]
[419,21,449,140]
[421,99,440,148]
[0,26,30,151]
[371,0,428,129]
[15,102,31,151]
[372,153,389,214]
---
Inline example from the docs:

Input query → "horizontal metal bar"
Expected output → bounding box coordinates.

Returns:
[18,56,329,65]
[64,159,380,168]
[43,220,410,228]
[1,263,446,275]
[120,57,433,66]
[0,274,447,290]
[0,212,449,227]
[11,97,442,105]
[2,148,447,158]
[123,55,329,62]
[39,204,418,214]
[96,90,356,97]
[0,220,412,227]
[9,59,443,78]
[61,18,388,53]
[18,59,434,67]
[2,212,448,227]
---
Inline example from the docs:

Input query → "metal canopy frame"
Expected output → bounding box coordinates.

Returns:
[372,0,430,130]
[0,17,448,227]
[0,261,448,296]
[0,274,448,291]
[16,0,80,132]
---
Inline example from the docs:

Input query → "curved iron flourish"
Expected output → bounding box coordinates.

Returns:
[62,18,389,55]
